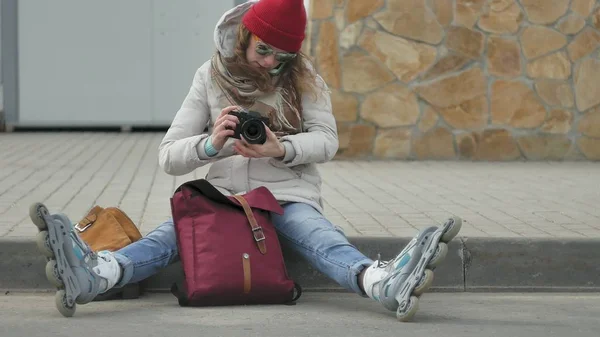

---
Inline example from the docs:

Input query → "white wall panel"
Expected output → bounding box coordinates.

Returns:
[17,1,234,127]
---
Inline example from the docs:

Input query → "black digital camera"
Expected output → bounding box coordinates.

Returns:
[227,110,270,144]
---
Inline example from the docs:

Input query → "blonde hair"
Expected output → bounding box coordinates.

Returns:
[223,24,319,113]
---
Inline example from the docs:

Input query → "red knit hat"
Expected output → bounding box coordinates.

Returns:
[242,0,307,53]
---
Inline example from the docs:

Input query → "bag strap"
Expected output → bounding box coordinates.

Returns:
[74,205,104,232]
[232,195,267,255]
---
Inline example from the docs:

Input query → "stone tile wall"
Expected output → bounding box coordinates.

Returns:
[303,0,600,160]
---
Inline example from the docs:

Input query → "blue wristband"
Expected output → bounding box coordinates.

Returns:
[204,136,219,157]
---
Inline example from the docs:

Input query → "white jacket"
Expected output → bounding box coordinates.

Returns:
[158,1,338,213]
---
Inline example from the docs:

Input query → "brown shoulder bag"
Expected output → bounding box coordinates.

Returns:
[75,206,142,252]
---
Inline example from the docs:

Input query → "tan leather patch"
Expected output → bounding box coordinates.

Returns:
[243,253,251,294]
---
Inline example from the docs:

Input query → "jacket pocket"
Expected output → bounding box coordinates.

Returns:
[301,171,321,186]
[262,158,301,181]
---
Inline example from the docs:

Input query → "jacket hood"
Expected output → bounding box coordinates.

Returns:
[213,1,257,58]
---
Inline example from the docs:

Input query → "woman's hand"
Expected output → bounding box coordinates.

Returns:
[233,125,285,159]
[210,106,240,150]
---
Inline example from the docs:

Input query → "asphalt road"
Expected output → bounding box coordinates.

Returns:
[1,292,599,337]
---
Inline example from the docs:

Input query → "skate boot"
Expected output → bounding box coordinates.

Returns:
[29,202,122,317]
[362,216,462,322]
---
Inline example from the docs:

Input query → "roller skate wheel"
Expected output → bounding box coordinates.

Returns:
[441,216,462,243]
[396,296,419,322]
[35,231,54,258]
[427,242,448,269]
[45,260,63,287]
[55,290,76,317]
[29,202,49,231]
[413,269,434,296]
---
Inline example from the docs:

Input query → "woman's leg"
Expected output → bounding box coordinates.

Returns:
[272,202,462,321]
[29,203,179,315]
[271,202,374,296]
[111,219,179,287]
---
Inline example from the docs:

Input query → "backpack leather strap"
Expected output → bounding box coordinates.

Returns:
[232,195,267,255]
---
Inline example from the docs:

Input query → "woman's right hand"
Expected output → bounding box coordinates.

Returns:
[210,106,240,150]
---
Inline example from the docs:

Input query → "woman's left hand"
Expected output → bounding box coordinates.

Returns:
[233,125,285,159]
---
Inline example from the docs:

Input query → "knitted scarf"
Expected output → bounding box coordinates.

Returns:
[210,52,302,137]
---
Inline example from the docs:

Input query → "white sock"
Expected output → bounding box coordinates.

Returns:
[93,251,123,293]
[362,262,388,300]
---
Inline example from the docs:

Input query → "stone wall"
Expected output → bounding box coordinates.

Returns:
[303,0,600,161]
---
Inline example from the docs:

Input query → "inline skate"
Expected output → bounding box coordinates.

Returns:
[362,216,462,322]
[29,202,121,317]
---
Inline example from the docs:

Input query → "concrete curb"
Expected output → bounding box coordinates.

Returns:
[1,236,599,293]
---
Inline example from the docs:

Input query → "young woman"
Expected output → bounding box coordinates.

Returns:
[29,0,462,321]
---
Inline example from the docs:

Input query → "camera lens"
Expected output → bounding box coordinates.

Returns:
[242,120,266,144]
[246,125,259,137]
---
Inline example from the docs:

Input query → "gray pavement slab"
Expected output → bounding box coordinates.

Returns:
[1,132,599,239]
[2,132,600,292]
[1,292,599,337]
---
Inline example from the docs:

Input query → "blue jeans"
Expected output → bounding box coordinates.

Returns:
[112,202,374,295]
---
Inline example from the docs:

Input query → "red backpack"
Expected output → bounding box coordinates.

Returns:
[169,179,301,306]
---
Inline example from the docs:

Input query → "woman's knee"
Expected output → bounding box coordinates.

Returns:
[145,219,177,251]
[275,203,349,250]
[283,203,345,231]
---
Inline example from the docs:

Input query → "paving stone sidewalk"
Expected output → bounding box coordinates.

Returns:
[1,132,599,239]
